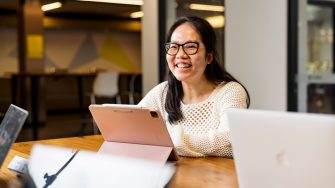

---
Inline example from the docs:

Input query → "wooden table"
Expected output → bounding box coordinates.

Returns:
[1,135,238,188]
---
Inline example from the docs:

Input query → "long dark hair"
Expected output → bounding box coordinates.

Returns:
[165,16,250,123]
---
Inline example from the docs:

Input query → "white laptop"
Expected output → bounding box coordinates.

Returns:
[226,108,335,188]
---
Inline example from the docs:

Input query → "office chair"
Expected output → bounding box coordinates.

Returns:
[89,72,121,134]
[90,72,121,105]
[127,74,142,104]
[116,73,142,104]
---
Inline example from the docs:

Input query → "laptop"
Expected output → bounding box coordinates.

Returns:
[0,104,28,167]
[89,104,178,163]
[226,108,335,188]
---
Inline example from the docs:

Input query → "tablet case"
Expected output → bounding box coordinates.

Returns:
[89,104,178,163]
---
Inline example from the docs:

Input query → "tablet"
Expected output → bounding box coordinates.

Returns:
[89,104,178,162]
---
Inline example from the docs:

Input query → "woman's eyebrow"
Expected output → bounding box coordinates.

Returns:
[170,40,198,44]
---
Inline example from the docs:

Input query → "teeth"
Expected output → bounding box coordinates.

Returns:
[176,63,191,68]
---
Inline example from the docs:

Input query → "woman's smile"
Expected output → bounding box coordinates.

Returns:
[176,63,192,68]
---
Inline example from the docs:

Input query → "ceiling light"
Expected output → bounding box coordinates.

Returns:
[189,4,224,12]
[130,11,143,18]
[77,0,143,5]
[41,2,62,11]
[206,15,224,28]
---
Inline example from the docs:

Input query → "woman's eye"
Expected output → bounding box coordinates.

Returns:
[185,45,196,49]
[185,42,198,48]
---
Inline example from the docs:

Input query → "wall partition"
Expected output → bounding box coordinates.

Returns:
[225,0,288,110]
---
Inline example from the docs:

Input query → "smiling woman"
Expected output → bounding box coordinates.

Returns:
[139,16,250,158]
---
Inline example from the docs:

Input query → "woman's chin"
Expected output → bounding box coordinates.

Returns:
[174,75,188,82]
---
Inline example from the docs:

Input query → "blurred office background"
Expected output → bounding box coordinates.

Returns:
[0,0,225,141]
[0,0,334,141]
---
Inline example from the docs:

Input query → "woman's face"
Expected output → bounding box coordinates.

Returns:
[166,23,212,84]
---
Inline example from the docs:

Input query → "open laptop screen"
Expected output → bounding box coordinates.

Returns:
[0,104,28,167]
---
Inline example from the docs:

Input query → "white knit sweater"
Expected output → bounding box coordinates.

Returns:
[138,81,248,157]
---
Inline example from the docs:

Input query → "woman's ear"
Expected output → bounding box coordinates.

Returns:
[206,52,213,64]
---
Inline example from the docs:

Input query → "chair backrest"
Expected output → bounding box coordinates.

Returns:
[129,74,142,94]
[93,72,119,97]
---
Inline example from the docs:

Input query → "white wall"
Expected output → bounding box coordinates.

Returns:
[141,0,159,95]
[225,0,288,111]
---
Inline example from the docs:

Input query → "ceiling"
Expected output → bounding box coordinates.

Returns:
[0,0,143,31]
[0,0,224,31]
[0,0,141,19]
[0,0,224,19]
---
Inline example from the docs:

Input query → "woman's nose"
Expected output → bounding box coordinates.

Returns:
[176,46,187,58]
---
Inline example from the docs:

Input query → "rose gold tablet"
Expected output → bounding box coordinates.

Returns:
[89,104,178,162]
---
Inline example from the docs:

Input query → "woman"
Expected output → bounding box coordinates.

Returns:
[139,16,250,157]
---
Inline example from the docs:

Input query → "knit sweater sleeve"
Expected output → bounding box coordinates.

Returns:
[171,82,248,157]
[171,125,233,157]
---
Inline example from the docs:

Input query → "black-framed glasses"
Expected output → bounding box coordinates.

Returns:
[165,42,200,56]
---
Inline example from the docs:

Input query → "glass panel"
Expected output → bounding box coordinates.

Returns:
[307,84,335,114]
[307,5,333,73]
[296,2,335,114]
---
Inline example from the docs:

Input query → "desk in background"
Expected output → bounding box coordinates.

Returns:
[10,72,96,140]
[1,135,238,188]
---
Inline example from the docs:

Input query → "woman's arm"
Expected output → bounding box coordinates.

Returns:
[171,82,248,157]
[171,125,233,157]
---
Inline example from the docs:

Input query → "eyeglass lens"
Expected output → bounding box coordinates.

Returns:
[165,42,199,55]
